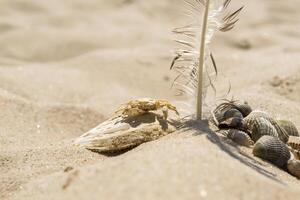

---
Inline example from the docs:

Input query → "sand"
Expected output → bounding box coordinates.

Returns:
[1,0,300,199]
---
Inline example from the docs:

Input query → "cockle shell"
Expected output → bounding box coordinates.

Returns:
[253,135,290,168]
[222,129,254,147]
[74,113,177,152]
[287,136,300,160]
[277,120,299,137]
[242,111,289,143]
[243,115,278,142]
[287,159,300,179]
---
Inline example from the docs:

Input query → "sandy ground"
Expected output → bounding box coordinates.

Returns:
[1,0,300,199]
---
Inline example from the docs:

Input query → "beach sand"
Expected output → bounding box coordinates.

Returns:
[1,0,300,199]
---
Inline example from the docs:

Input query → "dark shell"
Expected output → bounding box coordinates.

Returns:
[225,129,254,147]
[287,159,300,178]
[224,108,243,119]
[219,109,243,128]
[253,135,290,168]
[242,111,289,143]
[212,101,253,130]
[235,103,252,117]
[213,101,251,120]
[212,104,235,125]
[277,120,299,137]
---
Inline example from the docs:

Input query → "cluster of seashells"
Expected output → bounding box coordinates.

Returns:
[212,101,300,179]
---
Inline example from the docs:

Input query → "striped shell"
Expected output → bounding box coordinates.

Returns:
[222,129,254,147]
[243,115,278,142]
[277,120,299,137]
[287,159,300,179]
[253,135,290,168]
[287,136,300,160]
[242,111,289,143]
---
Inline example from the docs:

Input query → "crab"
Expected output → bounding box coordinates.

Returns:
[115,98,179,119]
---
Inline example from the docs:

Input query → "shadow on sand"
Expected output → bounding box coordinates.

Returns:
[89,114,285,185]
[181,119,285,185]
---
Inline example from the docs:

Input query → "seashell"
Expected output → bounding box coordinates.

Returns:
[222,129,254,147]
[242,111,289,143]
[243,115,278,142]
[212,104,234,126]
[212,101,252,125]
[287,136,300,150]
[253,135,290,168]
[287,159,300,179]
[219,109,243,128]
[287,136,300,160]
[74,113,177,152]
[235,102,252,117]
[289,148,300,160]
[223,108,243,119]
[213,107,243,128]
[277,120,299,137]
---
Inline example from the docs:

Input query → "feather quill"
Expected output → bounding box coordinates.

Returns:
[171,0,243,120]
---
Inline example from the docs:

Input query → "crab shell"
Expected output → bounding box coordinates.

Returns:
[74,113,177,152]
[116,98,179,119]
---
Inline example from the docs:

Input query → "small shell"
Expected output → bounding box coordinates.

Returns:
[219,109,243,128]
[223,129,254,147]
[212,101,246,125]
[287,136,300,160]
[277,120,299,137]
[289,148,300,160]
[287,159,300,179]
[242,111,289,143]
[223,108,243,119]
[287,136,300,150]
[235,103,252,117]
[212,105,232,126]
[253,135,290,168]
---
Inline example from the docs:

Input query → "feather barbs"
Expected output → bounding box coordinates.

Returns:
[170,0,243,119]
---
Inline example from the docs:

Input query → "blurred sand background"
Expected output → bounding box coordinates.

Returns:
[1,0,300,199]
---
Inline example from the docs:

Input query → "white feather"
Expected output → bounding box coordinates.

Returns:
[171,0,243,119]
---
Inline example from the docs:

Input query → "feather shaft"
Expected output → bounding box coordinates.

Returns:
[196,0,210,120]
